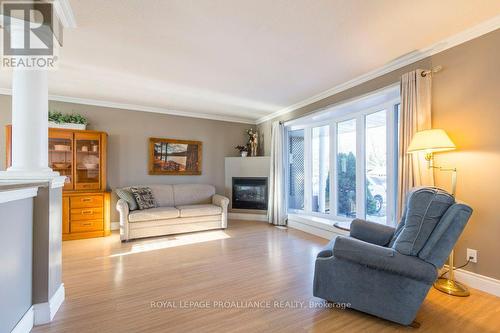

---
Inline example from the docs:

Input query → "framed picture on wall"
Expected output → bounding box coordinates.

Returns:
[148,138,202,175]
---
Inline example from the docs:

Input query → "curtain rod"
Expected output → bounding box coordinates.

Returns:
[421,65,442,77]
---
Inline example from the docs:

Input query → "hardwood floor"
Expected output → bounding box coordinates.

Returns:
[33,221,500,333]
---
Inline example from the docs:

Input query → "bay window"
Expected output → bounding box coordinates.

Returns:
[365,110,388,224]
[286,86,399,226]
[336,119,357,218]
[312,125,330,214]
[288,129,305,211]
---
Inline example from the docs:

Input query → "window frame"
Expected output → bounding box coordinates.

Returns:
[285,92,400,226]
[285,127,306,213]
[310,124,331,214]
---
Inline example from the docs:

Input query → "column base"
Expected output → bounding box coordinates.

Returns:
[33,283,65,325]
[0,170,66,188]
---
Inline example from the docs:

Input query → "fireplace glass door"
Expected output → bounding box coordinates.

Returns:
[232,177,268,210]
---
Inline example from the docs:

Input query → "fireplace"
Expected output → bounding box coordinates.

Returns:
[232,177,268,210]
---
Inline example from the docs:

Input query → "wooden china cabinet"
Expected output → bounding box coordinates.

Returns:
[5,125,111,240]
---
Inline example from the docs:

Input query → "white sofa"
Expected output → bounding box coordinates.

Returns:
[116,184,229,241]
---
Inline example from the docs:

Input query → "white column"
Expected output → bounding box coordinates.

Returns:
[8,68,53,173]
[0,18,61,181]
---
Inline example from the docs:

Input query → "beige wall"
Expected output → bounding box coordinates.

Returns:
[258,30,500,280]
[432,31,500,280]
[0,97,249,221]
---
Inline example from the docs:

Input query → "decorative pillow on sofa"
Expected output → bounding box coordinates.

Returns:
[116,188,138,211]
[392,187,454,256]
[130,187,157,210]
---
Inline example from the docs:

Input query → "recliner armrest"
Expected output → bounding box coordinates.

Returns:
[350,219,395,246]
[333,236,437,283]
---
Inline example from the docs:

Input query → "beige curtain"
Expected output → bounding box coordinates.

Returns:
[267,121,287,226]
[397,69,434,220]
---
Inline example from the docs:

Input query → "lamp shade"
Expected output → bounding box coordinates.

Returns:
[407,129,456,154]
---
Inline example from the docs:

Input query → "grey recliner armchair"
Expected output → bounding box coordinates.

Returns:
[313,187,473,326]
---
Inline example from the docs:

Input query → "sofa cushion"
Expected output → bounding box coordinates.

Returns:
[148,185,175,207]
[116,188,138,211]
[129,215,222,230]
[173,184,215,206]
[129,207,180,223]
[177,204,222,218]
[392,187,455,256]
[130,187,157,210]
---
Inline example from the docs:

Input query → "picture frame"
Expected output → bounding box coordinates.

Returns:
[148,138,202,175]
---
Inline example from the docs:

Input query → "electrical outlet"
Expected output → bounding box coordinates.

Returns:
[467,248,478,263]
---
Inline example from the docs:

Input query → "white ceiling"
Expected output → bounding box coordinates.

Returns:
[1,0,499,123]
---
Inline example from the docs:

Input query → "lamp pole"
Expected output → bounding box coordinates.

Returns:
[426,154,469,296]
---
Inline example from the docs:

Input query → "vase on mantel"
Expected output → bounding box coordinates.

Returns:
[241,151,248,157]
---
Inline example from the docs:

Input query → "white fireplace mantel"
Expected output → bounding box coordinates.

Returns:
[224,156,270,221]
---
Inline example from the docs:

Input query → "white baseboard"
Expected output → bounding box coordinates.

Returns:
[111,222,120,231]
[33,283,65,325]
[229,213,268,222]
[287,214,348,239]
[288,219,337,240]
[11,306,33,333]
[441,266,500,297]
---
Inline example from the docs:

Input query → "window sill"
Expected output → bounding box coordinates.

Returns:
[287,213,350,239]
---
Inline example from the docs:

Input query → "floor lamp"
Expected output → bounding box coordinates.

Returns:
[407,129,469,297]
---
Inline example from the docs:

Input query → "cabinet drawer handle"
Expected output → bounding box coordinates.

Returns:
[83,223,92,226]
[81,210,93,215]
[81,198,92,202]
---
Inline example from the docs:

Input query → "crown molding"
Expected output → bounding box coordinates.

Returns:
[256,15,500,124]
[52,0,77,28]
[0,88,256,124]
[48,94,256,123]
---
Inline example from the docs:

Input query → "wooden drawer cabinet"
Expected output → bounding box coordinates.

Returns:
[71,195,104,208]
[6,126,110,241]
[71,207,103,221]
[62,196,70,234]
[5,126,107,192]
[71,219,104,233]
[75,183,100,191]
[63,192,110,241]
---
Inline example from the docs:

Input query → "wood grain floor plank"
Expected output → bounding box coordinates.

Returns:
[32,221,500,333]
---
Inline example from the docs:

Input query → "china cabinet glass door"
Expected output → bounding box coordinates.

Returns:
[74,132,101,190]
[49,130,73,190]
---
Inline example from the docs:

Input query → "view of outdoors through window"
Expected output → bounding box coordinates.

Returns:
[365,110,387,224]
[286,90,398,225]
[288,129,305,210]
[337,119,357,218]
[312,126,330,213]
